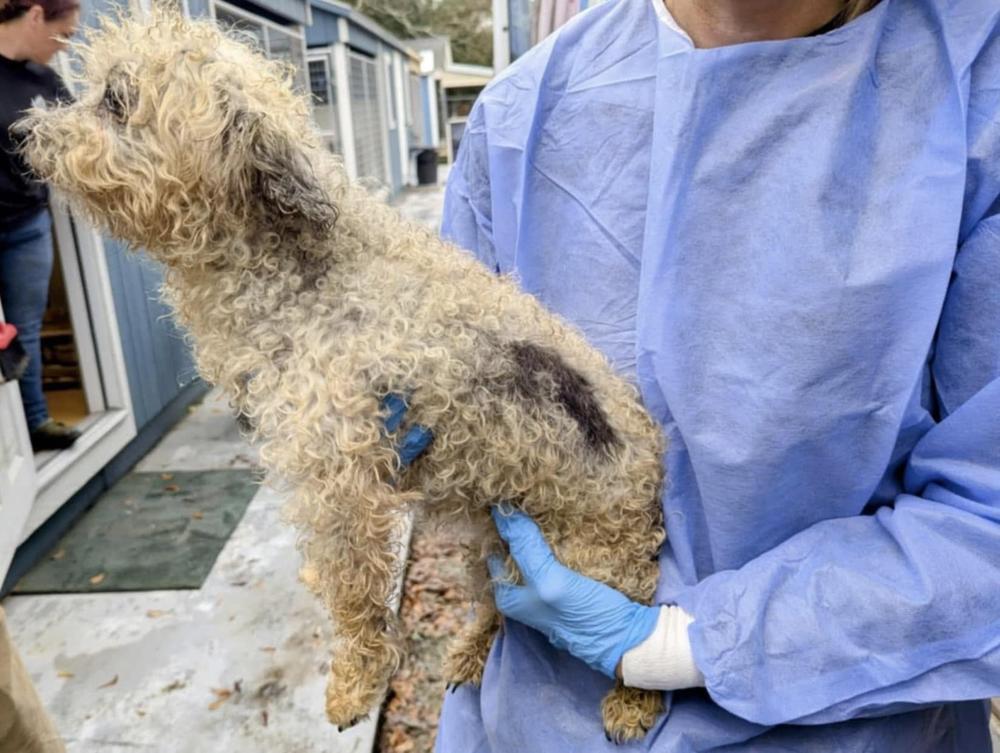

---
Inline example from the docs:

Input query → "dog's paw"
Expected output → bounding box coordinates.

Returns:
[325,675,380,729]
[335,715,367,733]
[600,685,662,744]
[443,647,486,687]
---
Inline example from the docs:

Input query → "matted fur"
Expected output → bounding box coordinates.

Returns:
[19,6,668,741]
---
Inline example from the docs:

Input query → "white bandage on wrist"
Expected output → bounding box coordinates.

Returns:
[620,605,705,691]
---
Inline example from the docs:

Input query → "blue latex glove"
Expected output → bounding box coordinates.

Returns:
[488,507,660,679]
[380,393,433,468]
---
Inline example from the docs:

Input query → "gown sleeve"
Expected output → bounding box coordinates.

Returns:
[440,103,499,273]
[675,203,1000,725]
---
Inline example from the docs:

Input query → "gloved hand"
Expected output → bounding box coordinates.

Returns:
[380,392,433,468]
[488,507,661,679]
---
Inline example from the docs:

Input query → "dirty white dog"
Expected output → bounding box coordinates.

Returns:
[20,7,667,741]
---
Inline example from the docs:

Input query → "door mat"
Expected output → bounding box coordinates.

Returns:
[14,469,261,593]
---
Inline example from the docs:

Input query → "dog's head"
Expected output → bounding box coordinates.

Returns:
[18,6,339,268]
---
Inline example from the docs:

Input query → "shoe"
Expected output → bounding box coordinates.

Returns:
[30,419,82,451]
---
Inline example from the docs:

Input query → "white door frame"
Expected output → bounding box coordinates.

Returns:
[492,0,512,72]
[0,301,38,582]
[0,57,139,558]
[21,201,138,542]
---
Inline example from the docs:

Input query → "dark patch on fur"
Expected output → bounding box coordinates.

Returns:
[100,65,138,124]
[504,341,620,453]
[293,251,329,292]
[233,371,255,433]
[235,409,254,434]
[246,118,339,238]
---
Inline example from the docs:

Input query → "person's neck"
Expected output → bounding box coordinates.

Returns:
[0,23,31,61]
[665,0,846,48]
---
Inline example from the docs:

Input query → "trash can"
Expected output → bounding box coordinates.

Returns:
[416,148,438,185]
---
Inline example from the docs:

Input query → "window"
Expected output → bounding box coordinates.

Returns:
[408,72,426,144]
[215,7,265,50]
[308,56,341,155]
[213,2,306,93]
[267,26,306,93]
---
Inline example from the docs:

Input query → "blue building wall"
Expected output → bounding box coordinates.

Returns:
[347,23,380,56]
[101,241,197,427]
[305,9,340,46]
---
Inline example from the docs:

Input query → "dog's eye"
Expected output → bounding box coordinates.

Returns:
[101,78,136,124]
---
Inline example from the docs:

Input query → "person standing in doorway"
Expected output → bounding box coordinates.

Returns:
[0,0,81,451]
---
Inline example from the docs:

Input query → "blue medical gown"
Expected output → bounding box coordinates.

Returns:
[434,0,1000,750]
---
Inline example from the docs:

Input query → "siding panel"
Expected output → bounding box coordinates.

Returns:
[305,10,340,46]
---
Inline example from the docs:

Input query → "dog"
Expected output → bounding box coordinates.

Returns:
[19,7,667,741]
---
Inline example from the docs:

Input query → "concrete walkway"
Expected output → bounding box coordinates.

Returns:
[3,177,447,753]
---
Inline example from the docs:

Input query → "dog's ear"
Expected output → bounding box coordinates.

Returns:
[229,110,338,239]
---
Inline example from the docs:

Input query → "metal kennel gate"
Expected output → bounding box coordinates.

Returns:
[348,50,389,183]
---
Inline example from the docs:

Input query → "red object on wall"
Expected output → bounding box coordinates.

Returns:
[0,322,19,350]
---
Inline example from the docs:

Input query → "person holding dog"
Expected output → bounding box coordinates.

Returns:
[0,0,81,452]
[438,0,1000,750]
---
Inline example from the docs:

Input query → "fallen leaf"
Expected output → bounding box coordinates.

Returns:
[229,580,247,587]
[261,710,269,727]
[162,679,185,693]
[233,680,243,694]
[259,646,276,653]
[163,484,180,493]
[57,670,74,679]
[136,709,146,717]
[208,686,236,710]
[191,511,205,520]
[98,675,118,689]
[257,680,285,699]
[160,473,174,481]
[89,573,106,586]
[146,609,171,619]
[50,548,66,561]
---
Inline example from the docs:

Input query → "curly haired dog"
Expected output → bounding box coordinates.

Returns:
[19,7,667,742]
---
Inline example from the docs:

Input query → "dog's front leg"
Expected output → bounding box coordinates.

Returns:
[444,595,499,688]
[297,474,410,730]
